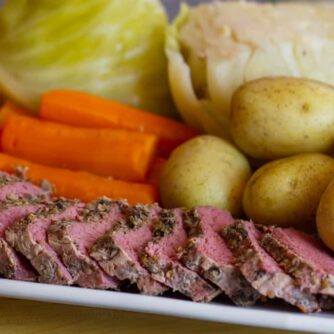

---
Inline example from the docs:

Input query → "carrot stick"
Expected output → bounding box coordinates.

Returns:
[1,114,158,182]
[0,101,31,127]
[40,90,200,157]
[0,102,33,151]
[147,158,167,187]
[0,153,158,204]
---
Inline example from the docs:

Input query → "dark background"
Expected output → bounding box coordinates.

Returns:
[0,0,209,17]
[163,0,206,18]
[163,0,281,18]
[0,1,275,18]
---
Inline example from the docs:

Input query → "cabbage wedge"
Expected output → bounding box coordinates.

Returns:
[0,0,177,117]
[166,2,334,139]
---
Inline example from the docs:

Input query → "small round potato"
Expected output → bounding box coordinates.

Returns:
[160,135,251,216]
[243,153,334,231]
[317,179,334,252]
[231,77,334,160]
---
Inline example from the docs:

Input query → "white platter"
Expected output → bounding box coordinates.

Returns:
[0,278,332,333]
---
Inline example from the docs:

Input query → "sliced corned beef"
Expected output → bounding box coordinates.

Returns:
[221,221,319,313]
[0,172,49,281]
[261,227,334,297]
[0,172,48,200]
[48,197,123,290]
[180,207,260,306]
[0,195,48,281]
[90,203,167,295]
[140,209,220,302]
[6,198,84,285]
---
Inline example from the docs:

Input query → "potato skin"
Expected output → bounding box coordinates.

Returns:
[160,135,251,216]
[243,153,334,231]
[317,178,334,251]
[231,77,334,160]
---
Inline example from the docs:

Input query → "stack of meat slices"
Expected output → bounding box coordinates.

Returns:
[2,171,334,313]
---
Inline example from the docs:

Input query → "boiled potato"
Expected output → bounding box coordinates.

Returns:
[160,135,251,215]
[231,77,334,160]
[243,153,334,231]
[317,178,334,251]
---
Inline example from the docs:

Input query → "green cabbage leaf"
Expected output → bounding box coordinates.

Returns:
[0,0,177,117]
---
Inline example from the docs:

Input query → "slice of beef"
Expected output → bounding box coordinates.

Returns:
[180,207,260,306]
[0,172,49,281]
[0,172,48,200]
[0,195,48,281]
[221,221,319,313]
[6,198,84,285]
[261,227,334,297]
[90,203,167,295]
[48,197,123,290]
[140,208,220,302]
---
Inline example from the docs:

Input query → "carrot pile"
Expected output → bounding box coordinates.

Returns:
[2,114,157,182]
[0,153,157,204]
[0,92,198,204]
[40,90,199,157]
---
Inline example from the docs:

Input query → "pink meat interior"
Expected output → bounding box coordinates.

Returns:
[196,207,234,233]
[112,207,161,260]
[29,205,81,244]
[68,203,124,255]
[244,221,281,274]
[194,207,234,265]
[271,228,334,276]
[28,204,82,281]
[146,209,186,260]
[0,182,46,201]
[0,204,43,236]
[0,238,36,280]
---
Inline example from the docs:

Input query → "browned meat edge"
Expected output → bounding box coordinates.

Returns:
[261,233,334,295]
[181,210,260,306]
[221,221,320,313]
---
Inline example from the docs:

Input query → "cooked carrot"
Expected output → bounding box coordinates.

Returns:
[0,101,31,127]
[0,102,33,151]
[1,114,158,182]
[0,153,158,204]
[147,158,167,187]
[40,90,200,157]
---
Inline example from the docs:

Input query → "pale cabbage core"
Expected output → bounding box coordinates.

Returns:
[166,1,334,138]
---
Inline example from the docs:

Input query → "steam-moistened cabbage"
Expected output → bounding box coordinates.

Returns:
[166,2,334,138]
[0,0,177,117]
